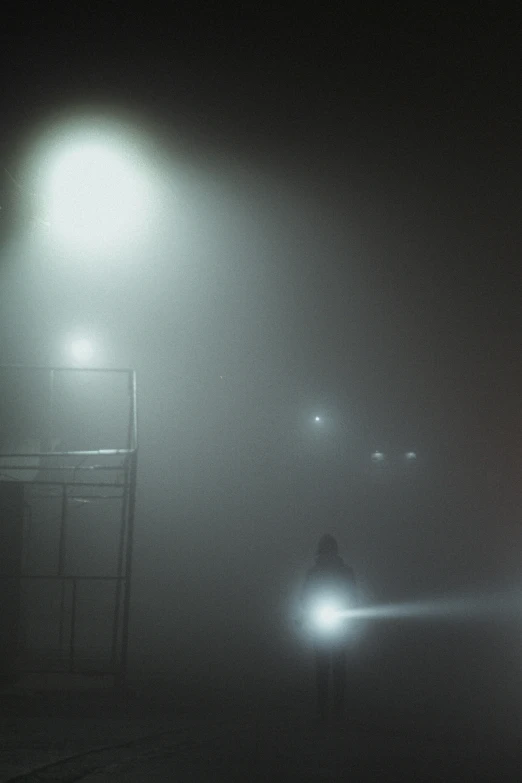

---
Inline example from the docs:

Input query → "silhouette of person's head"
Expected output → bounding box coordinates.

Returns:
[316,534,338,558]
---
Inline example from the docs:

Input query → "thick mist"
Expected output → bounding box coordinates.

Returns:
[0,108,521,726]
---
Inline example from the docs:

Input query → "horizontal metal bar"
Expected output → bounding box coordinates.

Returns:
[0,365,135,374]
[18,668,119,675]
[0,463,128,471]
[11,479,126,487]
[0,574,127,580]
[0,449,135,458]
[31,496,124,503]
[28,500,123,505]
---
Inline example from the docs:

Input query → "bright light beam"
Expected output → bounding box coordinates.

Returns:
[336,589,522,622]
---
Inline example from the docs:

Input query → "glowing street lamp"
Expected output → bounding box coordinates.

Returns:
[48,142,146,251]
[24,114,155,256]
[69,337,94,365]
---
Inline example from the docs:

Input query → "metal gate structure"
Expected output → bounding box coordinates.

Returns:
[0,366,137,686]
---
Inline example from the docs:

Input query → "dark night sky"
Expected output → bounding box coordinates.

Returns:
[0,7,521,684]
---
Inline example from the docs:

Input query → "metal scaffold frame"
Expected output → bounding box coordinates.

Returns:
[0,366,138,687]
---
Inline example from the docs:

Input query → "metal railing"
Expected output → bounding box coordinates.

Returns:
[0,366,138,686]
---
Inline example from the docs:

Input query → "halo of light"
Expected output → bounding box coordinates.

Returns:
[313,603,341,630]
[24,114,156,256]
[46,140,147,251]
[70,338,94,364]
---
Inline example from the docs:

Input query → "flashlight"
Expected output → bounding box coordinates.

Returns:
[311,600,349,633]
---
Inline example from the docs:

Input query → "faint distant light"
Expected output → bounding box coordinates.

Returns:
[371,451,385,463]
[314,416,322,423]
[405,451,417,460]
[70,338,94,364]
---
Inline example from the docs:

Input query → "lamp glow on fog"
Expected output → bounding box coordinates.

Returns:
[25,116,155,255]
[48,141,147,250]
[70,338,94,364]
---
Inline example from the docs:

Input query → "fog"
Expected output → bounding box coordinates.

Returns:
[0,93,521,734]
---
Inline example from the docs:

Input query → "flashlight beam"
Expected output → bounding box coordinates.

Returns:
[338,590,522,622]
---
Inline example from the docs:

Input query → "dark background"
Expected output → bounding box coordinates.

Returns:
[0,5,521,722]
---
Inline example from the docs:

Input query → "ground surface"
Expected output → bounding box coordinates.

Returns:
[2,679,522,782]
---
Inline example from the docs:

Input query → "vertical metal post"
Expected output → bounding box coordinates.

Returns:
[58,485,68,575]
[22,503,32,573]
[110,483,129,667]
[58,582,67,651]
[118,451,137,688]
[111,371,135,667]
[118,371,138,688]
[69,578,77,673]
[43,369,55,453]
[58,484,68,652]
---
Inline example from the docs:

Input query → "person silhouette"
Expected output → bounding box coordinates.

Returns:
[301,534,356,721]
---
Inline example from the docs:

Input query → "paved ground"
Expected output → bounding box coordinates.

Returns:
[0,685,171,781]
[80,715,522,782]
[2,680,522,781]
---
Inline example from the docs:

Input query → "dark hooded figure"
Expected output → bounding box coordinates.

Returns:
[301,534,356,721]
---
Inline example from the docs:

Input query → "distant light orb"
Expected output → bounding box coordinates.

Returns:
[371,450,385,463]
[405,451,417,460]
[70,338,94,364]
[314,416,322,423]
